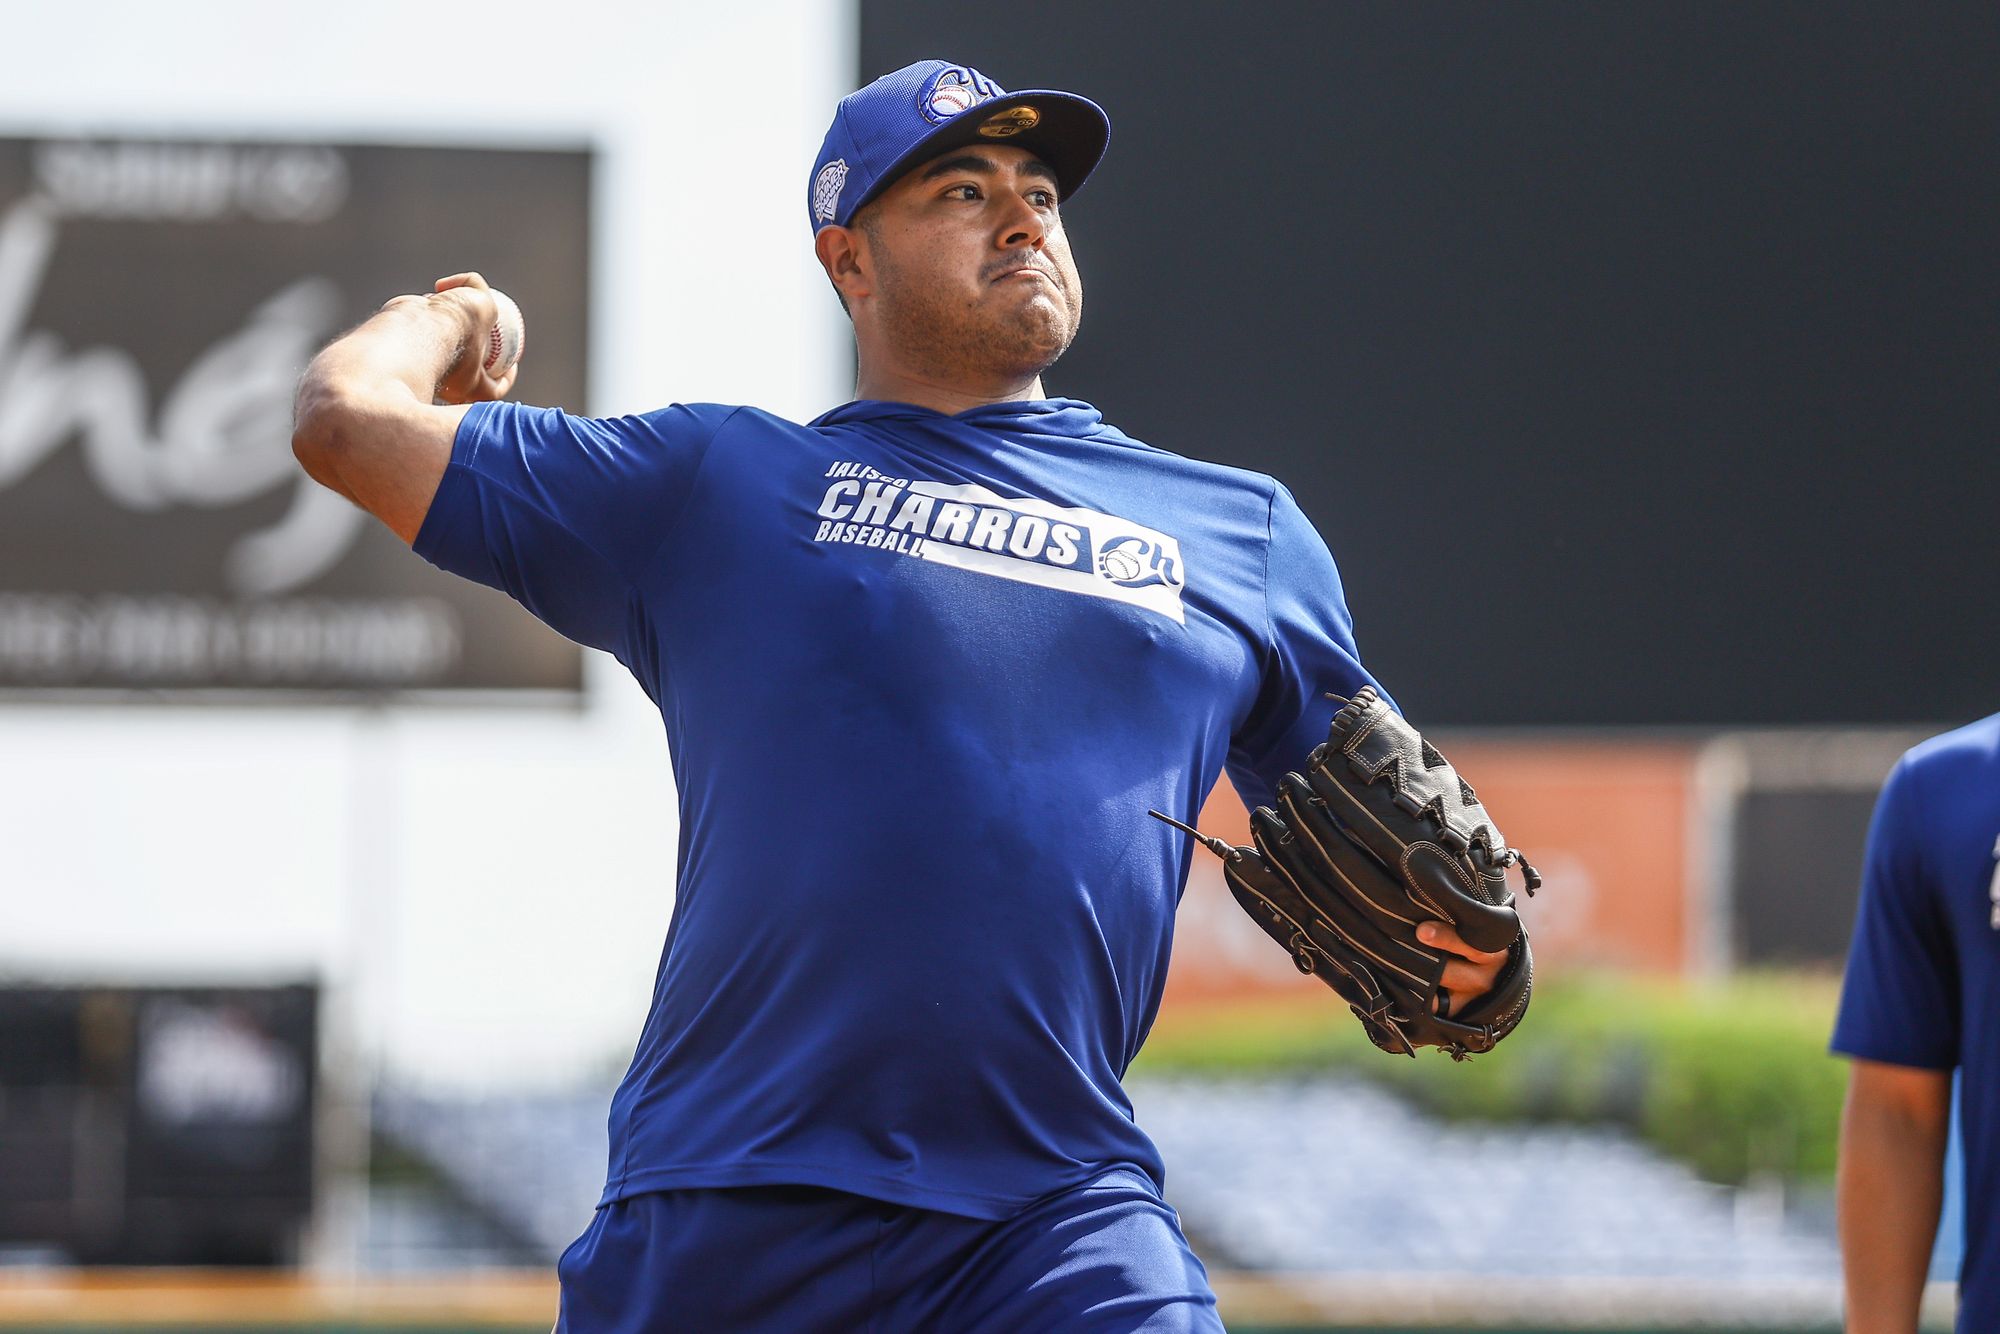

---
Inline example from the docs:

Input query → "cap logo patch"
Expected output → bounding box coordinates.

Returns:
[979,105,1040,138]
[812,158,848,225]
[920,64,1003,125]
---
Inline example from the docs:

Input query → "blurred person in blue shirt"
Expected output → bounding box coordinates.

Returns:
[1833,713,2000,1332]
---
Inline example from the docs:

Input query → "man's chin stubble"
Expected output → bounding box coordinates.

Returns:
[990,313,1073,380]
[889,304,1075,387]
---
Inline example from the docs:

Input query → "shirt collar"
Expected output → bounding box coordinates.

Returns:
[811,397,1106,437]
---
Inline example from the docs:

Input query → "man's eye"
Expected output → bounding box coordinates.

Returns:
[946,184,981,200]
[1030,190,1058,209]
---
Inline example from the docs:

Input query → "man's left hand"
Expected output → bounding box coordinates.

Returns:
[1417,920,1513,1016]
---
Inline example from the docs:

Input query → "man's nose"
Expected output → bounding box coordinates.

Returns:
[997,192,1047,249]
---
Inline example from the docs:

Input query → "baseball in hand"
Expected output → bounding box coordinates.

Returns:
[483,288,526,376]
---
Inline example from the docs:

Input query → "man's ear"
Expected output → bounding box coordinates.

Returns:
[816,224,871,308]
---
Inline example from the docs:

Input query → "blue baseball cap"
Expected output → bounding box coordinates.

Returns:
[808,60,1111,234]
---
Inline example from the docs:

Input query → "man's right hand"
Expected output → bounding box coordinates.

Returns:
[424,271,522,405]
[292,270,521,544]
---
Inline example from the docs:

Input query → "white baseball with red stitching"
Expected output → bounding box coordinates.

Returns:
[483,288,525,375]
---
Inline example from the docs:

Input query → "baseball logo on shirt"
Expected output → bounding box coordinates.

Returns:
[813,462,1189,623]
[1098,545,1145,583]
[1096,536,1182,591]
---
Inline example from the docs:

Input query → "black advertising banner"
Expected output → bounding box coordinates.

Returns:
[0,984,318,1265]
[0,138,590,697]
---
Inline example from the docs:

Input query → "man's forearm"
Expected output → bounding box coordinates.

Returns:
[290,279,498,542]
[1839,1078,1948,1333]
[295,294,477,429]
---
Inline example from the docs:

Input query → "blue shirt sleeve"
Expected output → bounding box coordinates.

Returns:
[412,400,735,656]
[1831,755,1961,1070]
[1225,480,1388,812]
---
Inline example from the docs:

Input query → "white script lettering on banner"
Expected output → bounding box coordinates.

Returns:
[0,197,365,595]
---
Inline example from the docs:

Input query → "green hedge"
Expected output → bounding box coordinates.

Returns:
[1131,972,1850,1185]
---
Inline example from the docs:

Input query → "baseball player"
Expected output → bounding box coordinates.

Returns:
[292,60,1510,1331]
[1833,712,2000,1332]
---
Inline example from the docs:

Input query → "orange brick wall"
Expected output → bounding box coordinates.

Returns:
[1161,740,1702,1011]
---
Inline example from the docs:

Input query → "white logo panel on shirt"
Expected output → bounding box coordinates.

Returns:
[813,462,1188,624]
[1988,832,2000,931]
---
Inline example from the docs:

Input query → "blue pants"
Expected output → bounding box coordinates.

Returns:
[554,1169,1224,1333]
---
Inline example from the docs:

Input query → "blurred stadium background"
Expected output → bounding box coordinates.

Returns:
[0,0,1992,1330]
